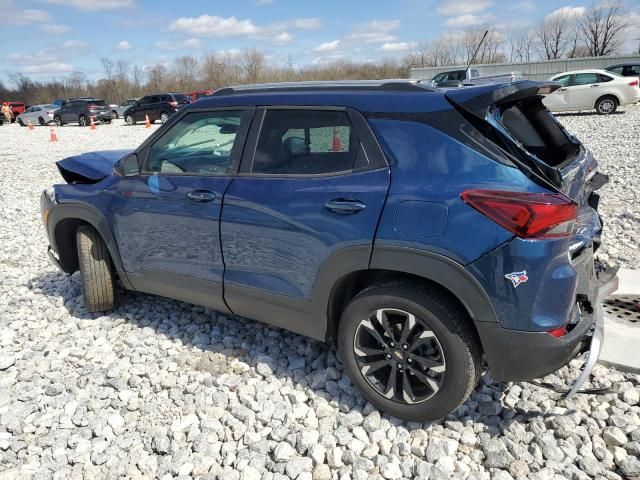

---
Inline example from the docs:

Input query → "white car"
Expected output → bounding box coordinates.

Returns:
[543,69,640,114]
[16,104,59,126]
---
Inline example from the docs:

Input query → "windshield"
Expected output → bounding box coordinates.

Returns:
[172,94,190,103]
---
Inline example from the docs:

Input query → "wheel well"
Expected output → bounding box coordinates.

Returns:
[327,269,483,352]
[595,94,619,108]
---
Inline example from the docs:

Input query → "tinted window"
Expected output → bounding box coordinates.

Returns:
[139,97,153,105]
[172,94,190,102]
[597,74,613,83]
[608,66,624,75]
[252,110,367,175]
[572,73,599,85]
[471,69,479,78]
[145,111,245,175]
[553,74,572,86]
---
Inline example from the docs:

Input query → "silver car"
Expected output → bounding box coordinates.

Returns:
[110,98,140,119]
[16,104,59,126]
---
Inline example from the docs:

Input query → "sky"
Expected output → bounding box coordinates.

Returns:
[1,0,639,84]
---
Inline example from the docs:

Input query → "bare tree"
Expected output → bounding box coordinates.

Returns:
[460,29,504,64]
[241,49,265,83]
[536,9,577,59]
[579,2,628,57]
[507,28,536,63]
[173,56,198,91]
[146,64,168,93]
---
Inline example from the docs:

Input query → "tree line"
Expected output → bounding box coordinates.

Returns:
[0,1,633,106]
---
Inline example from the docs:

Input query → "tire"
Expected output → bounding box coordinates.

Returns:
[76,225,116,312]
[595,96,617,115]
[160,112,169,124]
[79,115,88,126]
[338,282,481,422]
[111,110,118,119]
[103,119,111,125]
[125,114,135,126]
[18,118,24,126]
[54,115,63,126]
[38,117,45,126]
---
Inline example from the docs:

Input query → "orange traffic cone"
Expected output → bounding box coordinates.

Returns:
[90,116,96,130]
[145,114,151,128]
[330,126,342,152]
[28,121,34,130]
[50,128,58,142]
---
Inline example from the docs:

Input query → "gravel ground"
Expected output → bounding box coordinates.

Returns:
[1,110,639,480]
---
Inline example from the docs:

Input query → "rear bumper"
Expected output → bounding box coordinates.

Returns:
[476,259,618,382]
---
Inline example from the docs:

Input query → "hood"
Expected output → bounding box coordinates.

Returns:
[56,149,133,184]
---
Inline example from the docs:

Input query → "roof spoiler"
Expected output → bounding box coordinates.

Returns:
[444,80,562,119]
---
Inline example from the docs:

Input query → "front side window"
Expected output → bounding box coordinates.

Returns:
[145,111,245,175]
[572,73,599,85]
[553,74,571,86]
[252,109,368,175]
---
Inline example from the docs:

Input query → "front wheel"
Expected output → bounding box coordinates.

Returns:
[76,225,116,312]
[338,282,481,422]
[111,110,118,119]
[54,116,63,126]
[125,114,135,126]
[595,96,617,115]
[160,112,169,124]
[79,115,88,126]
[38,117,46,126]
[18,118,24,126]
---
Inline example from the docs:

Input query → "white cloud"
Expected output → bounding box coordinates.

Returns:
[377,41,418,52]
[437,0,493,16]
[62,40,89,50]
[313,40,340,52]
[291,18,322,29]
[168,14,297,44]
[154,38,203,51]
[444,14,492,27]
[40,23,69,33]
[546,5,586,19]
[507,1,535,12]
[41,0,134,10]
[183,38,202,49]
[22,62,74,74]
[1,1,50,25]
[348,19,400,43]
[8,49,74,74]
[169,15,259,37]
[116,40,132,50]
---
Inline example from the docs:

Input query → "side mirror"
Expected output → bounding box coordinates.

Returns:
[113,153,139,176]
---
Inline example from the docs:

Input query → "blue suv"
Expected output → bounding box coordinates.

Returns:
[41,80,617,421]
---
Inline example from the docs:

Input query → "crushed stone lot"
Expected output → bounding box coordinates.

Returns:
[1,108,640,480]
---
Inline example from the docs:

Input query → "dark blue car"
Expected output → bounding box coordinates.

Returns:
[41,80,617,421]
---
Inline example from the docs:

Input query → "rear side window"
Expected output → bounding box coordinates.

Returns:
[572,73,599,85]
[252,110,368,175]
[597,74,613,82]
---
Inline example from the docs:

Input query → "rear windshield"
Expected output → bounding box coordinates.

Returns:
[172,94,190,102]
[88,100,107,106]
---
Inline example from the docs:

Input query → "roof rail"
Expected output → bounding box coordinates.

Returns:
[213,80,434,96]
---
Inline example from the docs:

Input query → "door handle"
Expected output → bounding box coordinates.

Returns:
[558,88,567,91]
[186,190,216,202]
[324,199,366,214]
[590,84,599,87]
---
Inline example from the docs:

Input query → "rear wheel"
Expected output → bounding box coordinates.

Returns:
[111,110,118,119]
[79,114,88,126]
[338,282,481,422]
[38,117,45,126]
[125,114,135,126]
[18,118,24,126]
[595,96,617,115]
[76,225,116,312]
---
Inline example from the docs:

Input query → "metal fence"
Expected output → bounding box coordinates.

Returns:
[409,55,640,82]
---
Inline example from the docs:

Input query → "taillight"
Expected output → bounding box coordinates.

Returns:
[169,101,178,107]
[460,189,578,238]
[629,79,639,87]
[547,326,567,337]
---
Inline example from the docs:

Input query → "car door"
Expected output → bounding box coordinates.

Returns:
[61,102,75,122]
[149,95,163,121]
[133,98,148,121]
[543,74,572,111]
[220,107,390,339]
[108,107,253,312]
[22,107,33,122]
[568,73,600,109]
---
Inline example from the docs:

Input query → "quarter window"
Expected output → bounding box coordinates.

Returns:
[252,110,368,175]
[145,111,245,175]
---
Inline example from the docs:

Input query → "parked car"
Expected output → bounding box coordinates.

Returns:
[122,93,191,125]
[16,104,59,126]
[110,98,140,119]
[41,80,617,421]
[4,101,26,121]
[188,90,214,102]
[605,62,640,78]
[422,68,521,88]
[53,99,68,108]
[53,99,112,126]
[544,69,640,114]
